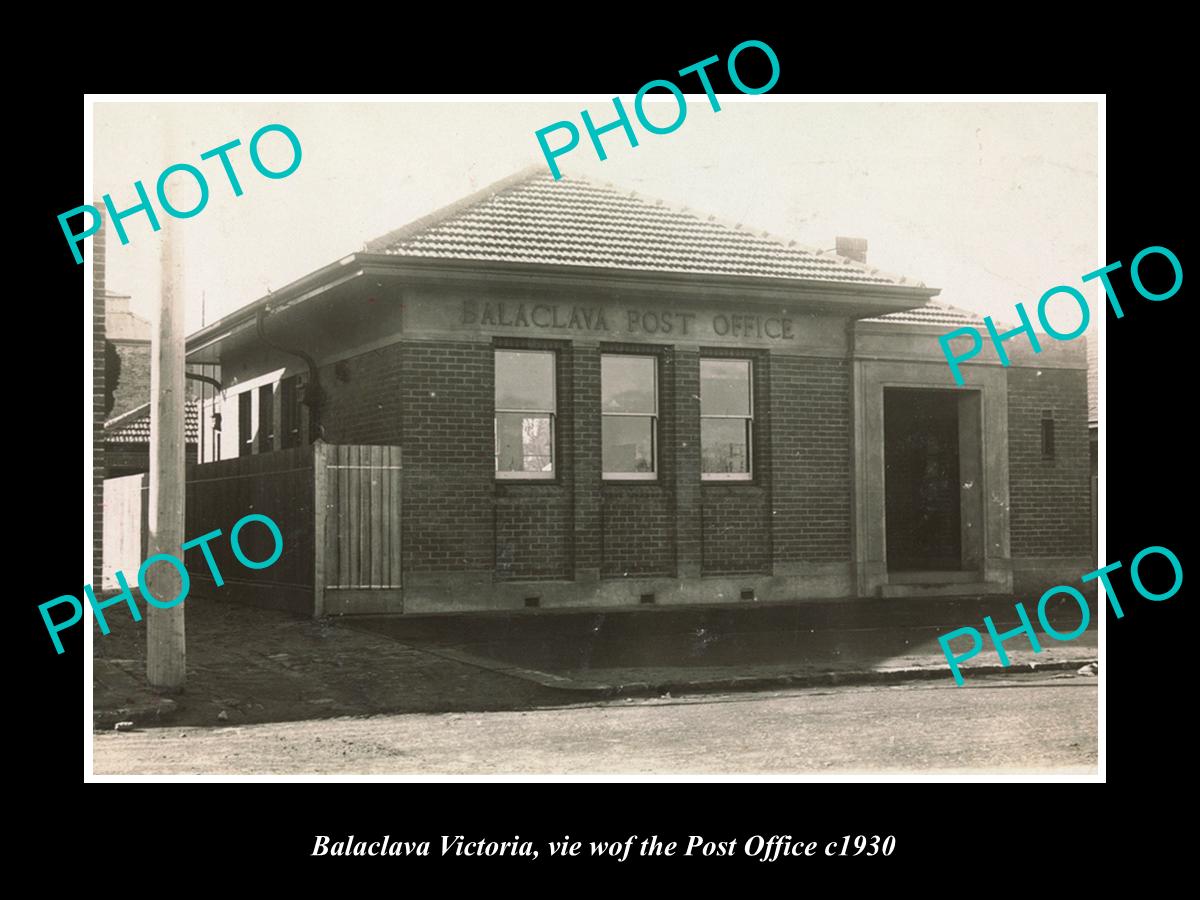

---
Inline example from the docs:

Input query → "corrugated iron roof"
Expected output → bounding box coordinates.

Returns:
[105,400,199,444]
[366,169,925,288]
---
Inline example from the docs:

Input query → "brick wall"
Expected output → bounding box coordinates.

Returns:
[701,486,772,573]
[303,337,861,594]
[1007,367,1091,558]
[92,206,106,590]
[571,344,602,577]
[701,350,772,575]
[318,343,404,446]
[768,355,852,563]
[496,340,574,580]
[601,345,676,578]
[400,341,495,573]
[110,340,151,419]
[496,484,573,579]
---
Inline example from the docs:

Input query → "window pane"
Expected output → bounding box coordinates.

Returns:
[258,385,274,452]
[603,416,655,474]
[602,355,656,414]
[701,418,750,474]
[238,392,253,457]
[496,350,554,411]
[700,359,751,416]
[280,376,302,449]
[496,413,553,474]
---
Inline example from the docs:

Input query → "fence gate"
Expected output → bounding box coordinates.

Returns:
[315,443,403,615]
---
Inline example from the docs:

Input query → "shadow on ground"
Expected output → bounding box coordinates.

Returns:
[94,593,1097,730]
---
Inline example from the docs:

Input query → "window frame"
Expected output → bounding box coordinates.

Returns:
[601,352,659,482]
[280,375,303,450]
[257,384,275,454]
[494,348,557,481]
[700,357,755,483]
[238,391,253,458]
[1041,411,1056,461]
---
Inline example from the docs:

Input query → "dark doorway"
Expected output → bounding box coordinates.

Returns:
[884,388,963,571]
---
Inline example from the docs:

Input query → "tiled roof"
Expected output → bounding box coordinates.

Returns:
[365,169,925,288]
[105,400,199,444]
[863,299,987,327]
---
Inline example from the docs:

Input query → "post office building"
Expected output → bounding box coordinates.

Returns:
[184,169,1091,616]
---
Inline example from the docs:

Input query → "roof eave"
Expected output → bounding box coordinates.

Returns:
[185,251,942,363]
[186,254,367,356]
[354,251,941,303]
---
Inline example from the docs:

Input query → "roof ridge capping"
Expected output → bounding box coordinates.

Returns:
[104,397,200,434]
[104,401,153,432]
[554,172,927,288]
[363,165,546,253]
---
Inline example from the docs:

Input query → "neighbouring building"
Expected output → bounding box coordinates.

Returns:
[105,293,152,419]
[104,400,200,477]
[102,291,201,476]
[184,168,1091,616]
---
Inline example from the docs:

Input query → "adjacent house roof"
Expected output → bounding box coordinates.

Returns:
[105,400,200,444]
[365,168,925,288]
[862,299,986,328]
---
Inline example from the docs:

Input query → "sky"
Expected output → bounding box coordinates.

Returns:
[92,99,1098,336]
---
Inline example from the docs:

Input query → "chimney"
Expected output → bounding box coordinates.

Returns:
[836,236,868,264]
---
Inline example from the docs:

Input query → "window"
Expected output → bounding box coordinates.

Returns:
[602,354,657,479]
[258,384,275,453]
[495,349,555,479]
[280,376,302,449]
[238,391,253,457]
[700,358,753,480]
[1041,411,1056,460]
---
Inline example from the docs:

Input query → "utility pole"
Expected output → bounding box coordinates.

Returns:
[147,116,187,689]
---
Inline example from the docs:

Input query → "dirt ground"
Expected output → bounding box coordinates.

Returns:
[93,596,573,729]
[93,674,1099,776]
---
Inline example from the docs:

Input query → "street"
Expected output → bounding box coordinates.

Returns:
[93,673,1097,775]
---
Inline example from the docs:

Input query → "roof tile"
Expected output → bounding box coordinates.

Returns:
[368,171,924,288]
[105,400,199,444]
[862,299,987,328]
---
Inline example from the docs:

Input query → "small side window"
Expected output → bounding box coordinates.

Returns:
[1041,412,1056,460]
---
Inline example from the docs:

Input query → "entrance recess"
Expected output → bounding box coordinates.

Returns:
[883,388,983,575]
[852,357,1011,598]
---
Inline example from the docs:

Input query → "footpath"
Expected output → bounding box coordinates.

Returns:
[94,594,1097,729]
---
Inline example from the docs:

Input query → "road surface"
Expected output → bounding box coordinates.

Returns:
[93,673,1097,775]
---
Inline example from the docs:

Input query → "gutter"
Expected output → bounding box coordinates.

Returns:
[256,308,326,442]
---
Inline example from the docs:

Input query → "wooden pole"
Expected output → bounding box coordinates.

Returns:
[146,122,187,689]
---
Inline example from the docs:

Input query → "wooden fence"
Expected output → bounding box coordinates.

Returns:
[185,443,318,613]
[102,441,402,616]
[316,443,404,615]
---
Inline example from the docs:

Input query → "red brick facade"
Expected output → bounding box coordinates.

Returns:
[182,171,1092,614]
[1007,367,1092,558]
[305,337,869,593]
